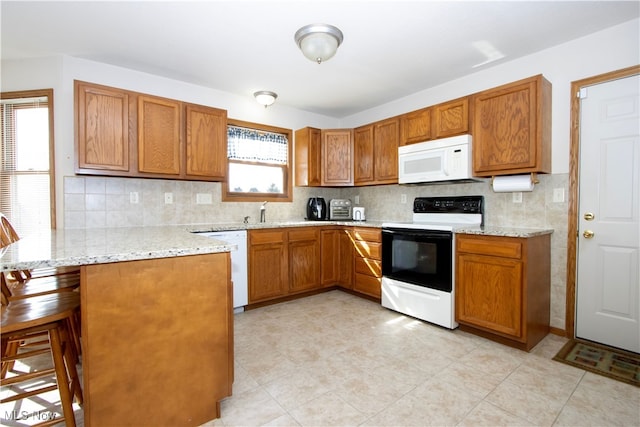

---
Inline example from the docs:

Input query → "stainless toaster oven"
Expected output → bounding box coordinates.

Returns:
[329,199,352,220]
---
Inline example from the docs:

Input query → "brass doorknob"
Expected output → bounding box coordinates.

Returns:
[584,212,595,221]
[583,230,595,239]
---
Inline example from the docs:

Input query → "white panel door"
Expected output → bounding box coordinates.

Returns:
[576,74,640,353]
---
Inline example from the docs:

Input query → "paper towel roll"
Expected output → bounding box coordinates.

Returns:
[492,174,535,192]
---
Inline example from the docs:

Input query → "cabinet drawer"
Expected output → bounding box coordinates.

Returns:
[352,228,381,243]
[457,235,522,259]
[249,230,286,245]
[355,257,382,277]
[288,228,319,242]
[354,241,381,260]
[354,273,381,298]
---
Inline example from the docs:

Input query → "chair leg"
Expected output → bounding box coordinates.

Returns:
[59,320,83,405]
[1,340,19,379]
[49,326,77,427]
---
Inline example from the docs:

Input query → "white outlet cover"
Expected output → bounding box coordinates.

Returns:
[196,193,213,204]
[553,188,565,203]
[164,192,173,204]
[512,192,523,203]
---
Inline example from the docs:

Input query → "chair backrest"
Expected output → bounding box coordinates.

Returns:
[0,213,30,282]
[0,213,20,248]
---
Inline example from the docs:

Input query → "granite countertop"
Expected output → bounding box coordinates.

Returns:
[0,220,382,271]
[455,226,554,238]
[0,226,235,271]
[187,219,383,233]
[0,220,551,271]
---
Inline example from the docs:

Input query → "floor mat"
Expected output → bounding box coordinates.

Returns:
[553,338,639,387]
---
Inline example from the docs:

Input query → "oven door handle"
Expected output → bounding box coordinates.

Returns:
[382,228,451,239]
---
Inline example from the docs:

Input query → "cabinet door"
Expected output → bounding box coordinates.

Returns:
[321,129,354,186]
[138,95,182,175]
[433,97,469,139]
[354,125,374,185]
[185,104,227,180]
[249,243,287,302]
[320,229,339,286]
[289,228,320,293]
[472,75,551,176]
[456,253,523,339]
[294,127,322,187]
[339,229,354,289]
[400,107,432,145]
[373,118,399,184]
[248,230,287,303]
[76,82,131,172]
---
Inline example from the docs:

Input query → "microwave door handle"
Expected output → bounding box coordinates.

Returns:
[442,150,449,176]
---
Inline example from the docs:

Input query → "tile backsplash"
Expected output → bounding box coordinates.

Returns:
[64,173,569,330]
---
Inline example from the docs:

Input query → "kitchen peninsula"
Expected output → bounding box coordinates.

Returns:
[0,227,235,427]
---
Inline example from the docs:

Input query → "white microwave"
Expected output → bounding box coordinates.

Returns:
[398,134,475,184]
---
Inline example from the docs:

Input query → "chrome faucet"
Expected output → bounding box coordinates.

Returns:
[260,201,268,223]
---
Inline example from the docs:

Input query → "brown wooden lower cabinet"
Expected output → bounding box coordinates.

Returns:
[248,226,382,305]
[338,228,354,289]
[352,227,382,299]
[289,228,321,293]
[248,229,288,302]
[455,233,550,351]
[81,253,233,426]
[320,228,340,286]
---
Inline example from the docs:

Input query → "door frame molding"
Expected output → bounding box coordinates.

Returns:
[565,65,640,337]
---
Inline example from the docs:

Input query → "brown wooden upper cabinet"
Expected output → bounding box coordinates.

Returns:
[399,97,470,146]
[399,106,432,145]
[137,94,182,175]
[354,124,374,184]
[433,97,470,139]
[184,103,227,180]
[321,129,354,186]
[354,117,399,185]
[373,117,399,184]
[75,80,227,181]
[294,127,322,186]
[471,75,551,177]
[75,82,131,172]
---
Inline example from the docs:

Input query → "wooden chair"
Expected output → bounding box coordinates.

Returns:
[1,290,83,427]
[0,213,80,300]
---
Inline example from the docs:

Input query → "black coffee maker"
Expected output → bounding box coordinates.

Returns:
[306,197,327,221]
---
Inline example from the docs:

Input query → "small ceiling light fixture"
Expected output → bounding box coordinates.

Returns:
[253,91,278,108]
[294,23,344,64]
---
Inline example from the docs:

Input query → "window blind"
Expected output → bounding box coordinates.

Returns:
[0,95,52,235]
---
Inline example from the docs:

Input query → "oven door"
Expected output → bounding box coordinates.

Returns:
[381,227,453,292]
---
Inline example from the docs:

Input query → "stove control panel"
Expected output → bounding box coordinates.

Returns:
[413,196,483,214]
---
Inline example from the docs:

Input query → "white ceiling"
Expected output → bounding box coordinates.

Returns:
[2,1,638,118]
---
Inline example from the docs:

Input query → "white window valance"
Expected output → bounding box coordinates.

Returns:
[227,126,288,165]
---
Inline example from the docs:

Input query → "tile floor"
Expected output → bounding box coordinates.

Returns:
[205,290,640,427]
[2,290,639,426]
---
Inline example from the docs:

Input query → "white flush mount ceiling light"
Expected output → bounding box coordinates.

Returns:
[253,91,278,108]
[294,23,344,64]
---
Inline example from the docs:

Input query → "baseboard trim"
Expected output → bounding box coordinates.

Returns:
[549,326,568,337]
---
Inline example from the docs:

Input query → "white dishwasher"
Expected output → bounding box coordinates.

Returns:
[196,230,248,311]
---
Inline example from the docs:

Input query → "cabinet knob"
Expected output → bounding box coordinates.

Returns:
[583,230,595,239]
[584,212,595,221]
